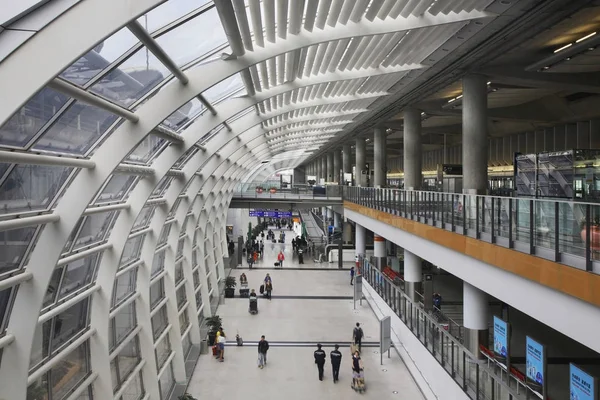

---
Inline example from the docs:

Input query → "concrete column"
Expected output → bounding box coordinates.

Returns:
[320,156,327,183]
[343,221,352,244]
[355,223,366,256]
[356,137,366,187]
[404,249,422,302]
[463,282,490,356]
[342,144,352,184]
[333,212,340,229]
[374,234,386,270]
[403,107,422,190]
[462,74,488,194]
[333,148,342,184]
[327,152,334,182]
[374,128,386,187]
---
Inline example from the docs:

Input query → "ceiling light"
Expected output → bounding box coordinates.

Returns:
[487,81,491,85]
[554,43,572,53]
[455,94,463,100]
[576,32,596,43]
[448,98,456,103]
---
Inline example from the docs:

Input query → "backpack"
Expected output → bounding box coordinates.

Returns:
[354,327,363,340]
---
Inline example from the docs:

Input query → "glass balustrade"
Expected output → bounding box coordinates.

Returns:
[346,187,600,273]
[359,257,530,400]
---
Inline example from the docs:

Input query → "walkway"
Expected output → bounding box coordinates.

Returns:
[187,229,424,400]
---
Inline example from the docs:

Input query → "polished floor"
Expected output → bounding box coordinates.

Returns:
[186,230,425,399]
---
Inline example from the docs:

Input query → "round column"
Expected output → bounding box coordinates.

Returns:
[343,221,353,244]
[374,128,386,187]
[463,282,490,356]
[355,137,366,187]
[355,224,366,255]
[333,149,342,184]
[462,74,488,194]
[404,249,422,301]
[374,234,386,271]
[327,152,334,182]
[342,144,352,184]
[403,107,422,190]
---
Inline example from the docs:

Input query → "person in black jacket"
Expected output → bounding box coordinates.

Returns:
[330,344,342,382]
[258,335,269,369]
[314,344,326,381]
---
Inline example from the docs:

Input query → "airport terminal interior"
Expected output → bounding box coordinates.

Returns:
[2,0,600,399]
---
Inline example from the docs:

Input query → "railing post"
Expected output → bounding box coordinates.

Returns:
[554,201,560,262]
[475,196,480,239]
[509,198,514,248]
[529,199,535,255]
[462,194,467,235]
[476,362,480,400]
[462,351,467,391]
[490,197,495,244]
[451,341,455,377]
[586,203,592,271]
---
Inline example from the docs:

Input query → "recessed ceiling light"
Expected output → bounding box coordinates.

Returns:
[554,43,572,53]
[576,32,596,43]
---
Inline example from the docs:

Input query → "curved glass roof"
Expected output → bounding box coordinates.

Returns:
[0,0,511,397]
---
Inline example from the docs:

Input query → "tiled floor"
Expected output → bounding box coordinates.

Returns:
[186,230,424,399]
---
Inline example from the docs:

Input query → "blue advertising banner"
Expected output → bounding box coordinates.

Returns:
[570,364,598,400]
[249,210,292,218]
[493,316,509,370]
[526,336,546,398]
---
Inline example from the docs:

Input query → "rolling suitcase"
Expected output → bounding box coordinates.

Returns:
[274,262,280,267]
[259,284,265,294]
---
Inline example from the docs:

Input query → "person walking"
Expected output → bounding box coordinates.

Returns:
[330,344,342,383]
[353,323,364,352]
[265,281,273,300]
[257,335,269,369]
[350,266,355,285]
[217,328,226,362]
[277,251,285,268]
[314,344,326,381]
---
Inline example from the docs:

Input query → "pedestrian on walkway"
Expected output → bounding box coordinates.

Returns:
[217,328,226,362]
[314,344,326,381]
[353,323,364,352]
[350,266,355,285]
[265,281,273,300]
[330,344,342,382]
[277,251,285,268]
[257,335,269,369]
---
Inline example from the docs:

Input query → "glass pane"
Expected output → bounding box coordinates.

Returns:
[73,211,117,250]
[126,136,166,164]
[94,175,138,204]
[29,321,50,369]
[203,73,244,104]
[43,268,63,309]
[112,268,137,307]
[158,362,174,400]
[168,199,181,218]
[60,28,139,86]
[199,124,224,144]
[172,146,199,168]
[116,336,140,385]
[111,301,137,351]
[195,291,202,309]
[50,341,89,400]
[150,278,165,309]
[151,176,174,198]
[151,305,168,340]
[182,333,191,357]
[0,164,73,214]
[0,88,69,148]
[142,0,210,32]
[0,227,37,275]
[151,250,166,277]
[176,286,186,309]
[175,262,183,284]
[193,270,200,288]
[155,333,171,370]
[176,238,184,258]
[0,287,13,333]
[51,298,90,353]
[164,99,203,132]
[27,377,49,400]
[155,8,226,68]
[121,235,145,266]
[32,101,120,155]
[120,371,145,400]
[179,309,189,335]
[89,46,168,108]
[56,253,101,302]
[158,225,171,246]
[133,206,155,230]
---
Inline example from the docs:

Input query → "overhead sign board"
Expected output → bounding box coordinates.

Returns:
[249,210,292,218]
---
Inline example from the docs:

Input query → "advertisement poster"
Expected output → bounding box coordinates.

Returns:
[526,336,546,398]
[493,316,509,370]
[570,364,598,400]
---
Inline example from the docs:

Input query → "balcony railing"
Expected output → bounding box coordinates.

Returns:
[232,183,343,200]
[345,186,600,274]
[360,258,530,400]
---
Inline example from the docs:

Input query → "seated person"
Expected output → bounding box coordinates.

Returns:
[240,273,248,286]
[249,289,257,300]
